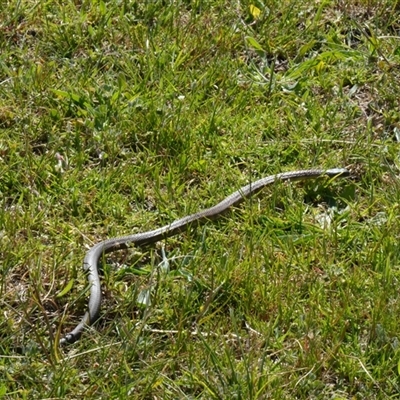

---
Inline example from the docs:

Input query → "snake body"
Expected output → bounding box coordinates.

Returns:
[60,168,349,345]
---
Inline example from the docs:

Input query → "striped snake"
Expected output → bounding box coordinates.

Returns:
[60,168,349,345]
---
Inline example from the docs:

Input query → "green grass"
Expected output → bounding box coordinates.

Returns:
[1,0,400,398]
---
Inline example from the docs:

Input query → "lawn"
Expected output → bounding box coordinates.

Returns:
[1,0,400,398]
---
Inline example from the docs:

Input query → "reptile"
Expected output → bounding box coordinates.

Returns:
[60,167,349,345]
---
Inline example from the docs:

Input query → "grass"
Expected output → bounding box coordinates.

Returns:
[1,0,400,398]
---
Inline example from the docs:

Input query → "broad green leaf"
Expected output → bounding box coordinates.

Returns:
[99,0,106,15]
[246,36,264,52]
[51,89,70,99]
[56,279,75,298]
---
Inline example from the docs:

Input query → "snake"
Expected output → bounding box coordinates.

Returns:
[60,167,349,345]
